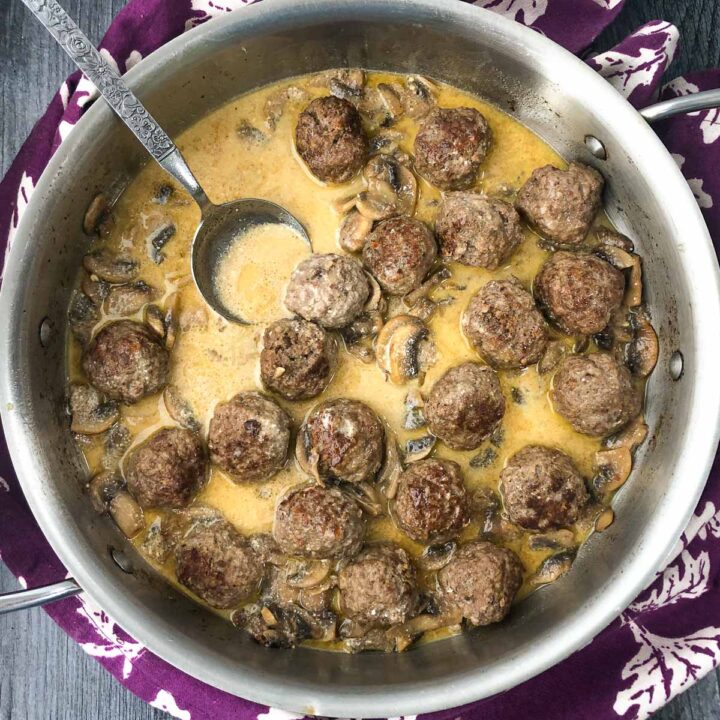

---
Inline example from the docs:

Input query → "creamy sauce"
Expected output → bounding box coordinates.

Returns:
[215,223,310,323]
[68,71,637,648]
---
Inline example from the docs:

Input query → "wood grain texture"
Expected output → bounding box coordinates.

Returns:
[1,0,719,718]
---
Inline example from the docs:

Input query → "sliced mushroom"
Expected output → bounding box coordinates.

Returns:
[164,291,180,350]
[102,423,131,471]
[68,291,99,346]
[285,559,332,589]
[83,193,110,236]
[237,119,267,144]
[147,223,176,264]
[338,481,384,517]
[537,340,567,375]
[369,129,404,156]
[530,550,576,587]
[593,447,632,495]
[69,384,119,435]
[378,431,403,500]
[144,304,166,339]
[605,414,649,452]
[329,77,364,102]
[400,76,436,118]
[596,245,643,307]
[141,517,174,563]
[471,486,501,534]
[81,276,110,306]
[83,250,139,284]
[377,83,405,119]
[153,184,174,205]
[87,471,124,514]
[375,315,430,384]
[419,541,457,572]
[595,226,635,253]
[573,335,589,354]
[403,267,451,309]
[264,85,310,130]
[626,312,658,377]
[528,529,576,552]
[338,209,374,253]
[104,281,158,317]
[403,389,426,430]
[163,385,200,432]
[362,155,418,219]
[469,447,497,469]
[595,507,615,532]
[407,297,436,322]
[404,435,436,463]
[109,490,144,538]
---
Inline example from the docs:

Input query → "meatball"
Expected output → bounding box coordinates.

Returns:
[462,278,548,368]
[295,96,368,183]
[82,320,168,404]
[125,428,207,509]
[500,446,589,531]
[208,392,291,481]
[260,319,337,400]
[437,540,523,626]
[393,459,470,543]
[515,162,604,246]
[552,353,642,436]
[175,519,262,609]
[362,217,437,295]
[534,251,625,336]
[298,398,384,484]
[338,544,417,627]
[284,253,369,329]
[425,363,505,451]
[273,484,365,559]
[435,193,523,269]
[414,107,492,190]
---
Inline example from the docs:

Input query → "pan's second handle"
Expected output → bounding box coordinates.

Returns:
[640,88,720,123]
[0,578,82,614]
[21,0,211,211]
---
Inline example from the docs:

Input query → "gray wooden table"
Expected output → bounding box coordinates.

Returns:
[1,1,719,718]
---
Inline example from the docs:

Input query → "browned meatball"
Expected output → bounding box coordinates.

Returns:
[260,319,337,400]
[284,253,369,329]
[208,392,291,481]
[393,459,470,543]
[552,353,642,436]
[425,363,505,450]
[437,540,523,626]
[273,484,365,559]
[82,320,168,404]
[500,446,589,531]
[462,278,548,368]
[175,519,263,609]
[295,96,368,183]
[125,428,207,509]
[534,251,625,335]
[435,193,523,269]
[515,162,604,246]
[414,107,492,190]
[298,398,384,484]
[338,544,417,627]
[362,217,437,295]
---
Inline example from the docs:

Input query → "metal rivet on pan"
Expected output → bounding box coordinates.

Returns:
[39,317,53,347]
[109,546,133,574]
[584,135,607,160]
[669,350,684,381]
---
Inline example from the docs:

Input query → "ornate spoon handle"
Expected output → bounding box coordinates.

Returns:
[22,0,211,208]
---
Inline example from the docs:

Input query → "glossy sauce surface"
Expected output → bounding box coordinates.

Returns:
[68,71,637,648]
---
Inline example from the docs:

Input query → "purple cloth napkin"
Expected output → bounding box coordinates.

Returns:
[1,1,719,718]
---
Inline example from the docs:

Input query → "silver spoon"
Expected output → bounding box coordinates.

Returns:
[22,0,311,325]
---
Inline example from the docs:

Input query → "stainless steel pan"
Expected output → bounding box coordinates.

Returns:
[2,0,720,715]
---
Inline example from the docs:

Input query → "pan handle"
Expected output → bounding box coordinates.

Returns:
[640,88,720,123]
[0,578,82,614]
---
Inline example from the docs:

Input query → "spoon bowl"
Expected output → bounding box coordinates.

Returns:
[191,199,311,324]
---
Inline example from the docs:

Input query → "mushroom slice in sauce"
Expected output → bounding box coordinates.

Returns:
[83,193,111,236]
[626,312,659,377]
[109,491,145,538]
[69,384,119,435]
[530,550,576,587]
[104,281,158,317]
[375,315,430,384]
[338,209,374,253]
[593,447,632,494]
[83,250,139,284]
[87,471,125,514]
[163,385,201,432]
[68,291,99,347]
[404,434,436,463]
